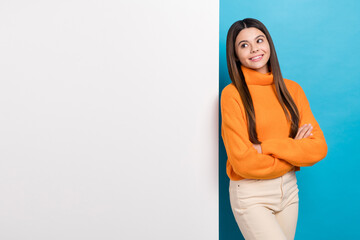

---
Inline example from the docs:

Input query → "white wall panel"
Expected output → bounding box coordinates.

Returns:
[0,1,218,239]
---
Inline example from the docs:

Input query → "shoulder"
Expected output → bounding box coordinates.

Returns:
[221,83,240,102]
[221,83,238,97]
[283,78,302,91]
[283,78,305,97]
[220,83,243,108]
[283,78,310,110]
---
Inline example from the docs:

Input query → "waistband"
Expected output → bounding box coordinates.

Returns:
[230,170,296,186]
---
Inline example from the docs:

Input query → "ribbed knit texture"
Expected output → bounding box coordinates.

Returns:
[221,65,328,180]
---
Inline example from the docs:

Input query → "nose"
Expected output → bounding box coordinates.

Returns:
[251,47,259,53]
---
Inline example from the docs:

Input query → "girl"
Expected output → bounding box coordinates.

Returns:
[220,18,328,240]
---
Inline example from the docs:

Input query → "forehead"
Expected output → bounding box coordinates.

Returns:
[235,27,266,43]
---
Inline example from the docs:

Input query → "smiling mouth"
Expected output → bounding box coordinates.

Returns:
[249,54,264,61]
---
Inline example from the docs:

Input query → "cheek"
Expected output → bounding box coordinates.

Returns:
[235,49,242,59]
[239,57,249,67]
[265,47,271,59]
[264,44,271,53]
[237,50,248,62]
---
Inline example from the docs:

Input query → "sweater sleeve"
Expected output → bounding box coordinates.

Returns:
[260,83,328,167]
[221,87,295,179]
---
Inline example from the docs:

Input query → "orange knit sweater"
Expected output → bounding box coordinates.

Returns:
[220,65,328,180]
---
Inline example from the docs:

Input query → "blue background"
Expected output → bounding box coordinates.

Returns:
[219,0,360,239]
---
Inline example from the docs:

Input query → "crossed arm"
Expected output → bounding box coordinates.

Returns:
[253,123,315,158]
[259,85,328,167]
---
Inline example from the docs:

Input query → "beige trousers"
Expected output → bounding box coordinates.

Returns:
[229,170,299,240]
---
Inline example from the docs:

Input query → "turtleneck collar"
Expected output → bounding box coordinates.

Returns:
[240,65,274,86]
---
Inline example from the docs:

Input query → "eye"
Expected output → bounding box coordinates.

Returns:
[257,38,264,43]
[240,43,248,48]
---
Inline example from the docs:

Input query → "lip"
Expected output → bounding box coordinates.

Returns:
[249,54,264,62]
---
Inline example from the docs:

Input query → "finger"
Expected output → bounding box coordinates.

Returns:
[304,125,313,138]
[295,124,306,139]
[297,125,311,139]
[301,125,313,138]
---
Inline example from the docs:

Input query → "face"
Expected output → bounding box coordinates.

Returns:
[234,27,271,74]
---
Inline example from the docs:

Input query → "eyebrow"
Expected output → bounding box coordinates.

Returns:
[237,34,265,46]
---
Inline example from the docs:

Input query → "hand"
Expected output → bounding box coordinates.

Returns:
[294,123,313,140]
[252,144,262,154]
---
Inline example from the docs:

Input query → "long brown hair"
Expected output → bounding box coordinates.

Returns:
[226,18,299,144]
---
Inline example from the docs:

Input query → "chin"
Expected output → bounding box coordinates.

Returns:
[247,63,267,70]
